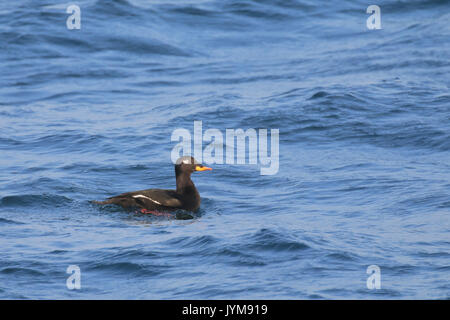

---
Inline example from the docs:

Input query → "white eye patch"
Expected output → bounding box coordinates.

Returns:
[176,156,198,165]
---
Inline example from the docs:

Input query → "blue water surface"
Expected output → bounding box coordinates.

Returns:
[0,0,449,299]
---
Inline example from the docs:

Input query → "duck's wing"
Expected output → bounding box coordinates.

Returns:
[102,189,183,209]
[127,189,183,208]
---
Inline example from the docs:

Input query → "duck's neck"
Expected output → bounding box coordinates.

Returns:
[175,170,197,196]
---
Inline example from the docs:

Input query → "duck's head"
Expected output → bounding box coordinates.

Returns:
[175,156,212,176]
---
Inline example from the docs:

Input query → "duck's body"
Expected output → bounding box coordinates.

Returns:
[95,156,211,212]
[97,186,200,212]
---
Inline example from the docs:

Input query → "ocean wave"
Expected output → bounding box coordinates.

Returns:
[0,194,73,208]
[0,267,46,276]
[238,228,311,252]
[0,217,25,225]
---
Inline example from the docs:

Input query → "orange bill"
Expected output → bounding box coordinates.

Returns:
[195,165,212,171]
